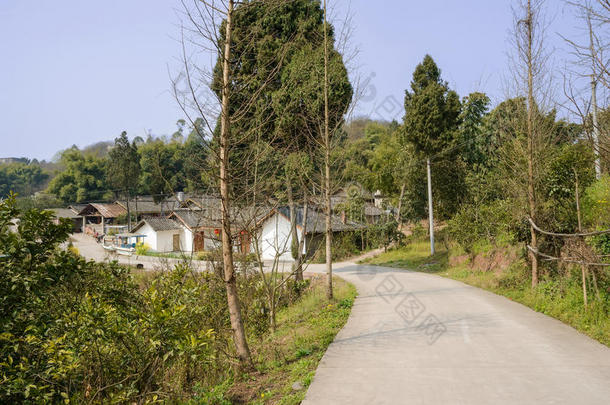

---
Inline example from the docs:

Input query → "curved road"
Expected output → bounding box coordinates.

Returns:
[302,262,610,405]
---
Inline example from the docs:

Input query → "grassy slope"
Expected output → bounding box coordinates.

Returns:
[362,239,610,347]
[198,276,357,405]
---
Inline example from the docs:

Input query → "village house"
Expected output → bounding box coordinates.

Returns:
[130,203,362,261]
[131,217,184,252]
[77,203,127,235]
[260,206,363,261]
[330,183,390,224]
[50,208,83,233]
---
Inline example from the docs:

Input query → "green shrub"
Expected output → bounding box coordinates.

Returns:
[448,199,515,253]
[0,197,309,403]
[582,175,610,228]
[135,242,151,255]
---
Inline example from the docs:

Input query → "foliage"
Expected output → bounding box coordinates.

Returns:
[402,55,461,156]
[47,147,110,203]
[0,198,338,403]
[448,199,516,253]
[222,277,357,404]
[138,138,186,201]
[543,142,595,232]
[0,162,49,198]
[15,193,64,210]
[106,131,141,197]
[400,55,466,219]
[135,242,151,255]
[582,175,610,229]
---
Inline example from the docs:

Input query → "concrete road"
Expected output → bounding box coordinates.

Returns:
[302,263,610,405]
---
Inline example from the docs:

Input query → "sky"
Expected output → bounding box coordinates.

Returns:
[0,0,586,160]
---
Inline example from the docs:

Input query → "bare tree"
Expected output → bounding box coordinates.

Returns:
[323,0,334,299]
[173,0,344,365]
[172,0,281,369]
[509,0,555,287]
[562,1,609,176]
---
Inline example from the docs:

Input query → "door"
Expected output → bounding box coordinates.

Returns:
[172,234,180,251]
[194,231,205,251]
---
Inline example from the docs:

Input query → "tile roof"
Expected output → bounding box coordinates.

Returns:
[68,204,88,214]
[132,217,182,232]
[50,208,81,219]
[116,200,182,215]
[78,203,127,218]
[171,209,221,229]
[277,206,363,234]
[364,205,384,217]
[170,205,272,231]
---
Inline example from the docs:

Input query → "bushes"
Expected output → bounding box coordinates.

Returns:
[581,175,610,229]
[311,232,360,263]
[0,198,311,403]
[135,242,151,255]
[448,199,516,253]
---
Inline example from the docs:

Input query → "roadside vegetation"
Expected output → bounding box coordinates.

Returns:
[0,196,355,403]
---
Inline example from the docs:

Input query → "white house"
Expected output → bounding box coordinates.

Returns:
[256,206,363,261]
[258,209,303,261]
[131,205,362,260]
[131,217,184,252]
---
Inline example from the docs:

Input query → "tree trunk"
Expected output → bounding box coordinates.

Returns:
[426,158,435,256]
[126,192,131,232]
[295,195,308,281]
[396,182,406,223]
[287,176,302,281]
[575,169,588,308]
[526,0,539,288]
[323,0,333,300]
[219,0,252,367]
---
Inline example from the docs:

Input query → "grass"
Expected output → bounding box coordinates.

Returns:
[362,237,610,347]
[140,251,195,260]
[190,276,357,404]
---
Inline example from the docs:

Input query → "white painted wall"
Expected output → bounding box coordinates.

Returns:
[258,213,305,261]
[138,223,157,251]
[136,223,182,252]
[181,227,194,252]
[156,230,181,252]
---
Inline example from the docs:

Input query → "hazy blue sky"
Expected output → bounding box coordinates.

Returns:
[0,0,584,160]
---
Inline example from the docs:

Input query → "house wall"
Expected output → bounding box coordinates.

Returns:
[181,227,194,252]
[156,230,181,252]
[258,213,305,261]
[136,223,185,252]
[138,223,158,251]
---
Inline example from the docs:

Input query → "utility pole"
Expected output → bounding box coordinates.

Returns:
[427,158,435,255]
[592,76,601,178]
[525,0,539,287]
[126,191,131,232]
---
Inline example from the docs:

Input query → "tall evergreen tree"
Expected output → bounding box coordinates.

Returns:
[402,55,461,254]
[107,132,141,230]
